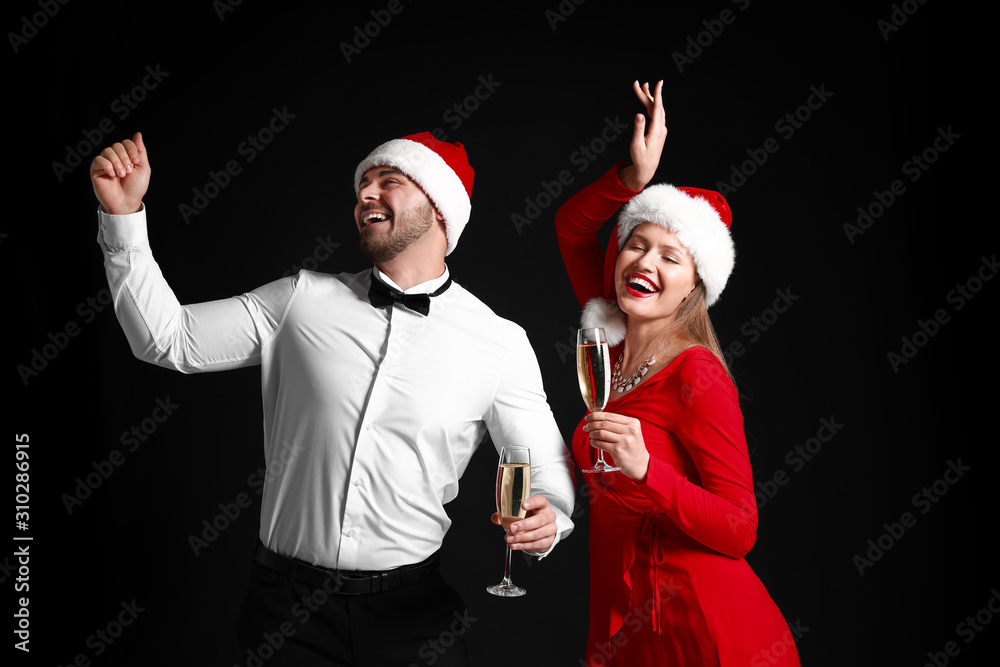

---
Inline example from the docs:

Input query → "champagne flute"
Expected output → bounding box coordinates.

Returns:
[487,446,531,597]
[577,327,619,473]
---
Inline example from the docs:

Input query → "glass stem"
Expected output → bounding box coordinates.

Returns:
[501,543,514,585]
[593,410,609,467]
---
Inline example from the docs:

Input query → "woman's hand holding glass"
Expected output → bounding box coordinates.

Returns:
[583,411,651,483]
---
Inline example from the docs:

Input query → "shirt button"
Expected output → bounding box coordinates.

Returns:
[354,478,364,487]
[346,529,355,538]
[365,424,372,431]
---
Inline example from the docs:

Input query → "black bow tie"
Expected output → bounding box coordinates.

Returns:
[367,274,453,316]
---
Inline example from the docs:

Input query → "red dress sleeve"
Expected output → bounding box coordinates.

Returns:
[638,354,759,559]
[555,162,642,307]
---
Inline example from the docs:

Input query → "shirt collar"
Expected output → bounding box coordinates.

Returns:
[373,265,451,295]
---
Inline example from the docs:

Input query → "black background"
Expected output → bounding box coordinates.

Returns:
[6,1,996,665]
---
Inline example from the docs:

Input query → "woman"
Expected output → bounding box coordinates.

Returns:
[556,81,800,666]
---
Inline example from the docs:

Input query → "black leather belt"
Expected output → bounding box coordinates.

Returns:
[254,543,438,595]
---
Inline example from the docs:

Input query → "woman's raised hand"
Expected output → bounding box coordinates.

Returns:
[620,80,667,191]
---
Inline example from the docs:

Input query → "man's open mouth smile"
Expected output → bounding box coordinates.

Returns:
[361,209,392,227]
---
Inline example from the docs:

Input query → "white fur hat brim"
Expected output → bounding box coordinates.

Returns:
[616,184,735,306]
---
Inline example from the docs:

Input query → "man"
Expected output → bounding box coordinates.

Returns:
[90,131,575,666]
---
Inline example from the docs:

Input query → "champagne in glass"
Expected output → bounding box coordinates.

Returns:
[497,461,531,531]
[577,327,619,473]
[487,446,531,597]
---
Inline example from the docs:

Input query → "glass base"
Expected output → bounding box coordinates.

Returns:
[582,461,620,474]
[487,582,526,597]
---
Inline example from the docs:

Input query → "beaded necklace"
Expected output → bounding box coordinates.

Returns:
[611,350,658,393]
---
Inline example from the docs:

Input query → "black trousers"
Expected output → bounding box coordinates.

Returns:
[236,549,473,667]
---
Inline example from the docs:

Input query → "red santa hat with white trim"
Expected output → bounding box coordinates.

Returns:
[581,183,736,345]
[354,132,475,256]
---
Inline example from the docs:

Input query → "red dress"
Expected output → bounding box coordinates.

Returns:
[557,165,800,666]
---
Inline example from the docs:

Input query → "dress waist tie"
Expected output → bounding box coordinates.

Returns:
[639,510,663,635]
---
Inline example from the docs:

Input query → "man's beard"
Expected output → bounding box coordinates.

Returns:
[359,200,436,263]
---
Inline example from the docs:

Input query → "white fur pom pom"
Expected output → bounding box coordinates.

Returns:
[580,298,626,346]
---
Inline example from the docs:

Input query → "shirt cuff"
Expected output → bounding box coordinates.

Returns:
[97,203,148,249]
[523,504,573,559]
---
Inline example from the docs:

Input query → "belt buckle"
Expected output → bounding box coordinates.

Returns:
[380,569,401,592]
[325,570,345,593]
[337,571,373,595]
[316,562,422,595]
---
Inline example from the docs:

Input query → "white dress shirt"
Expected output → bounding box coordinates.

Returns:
[96,206,575,570]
